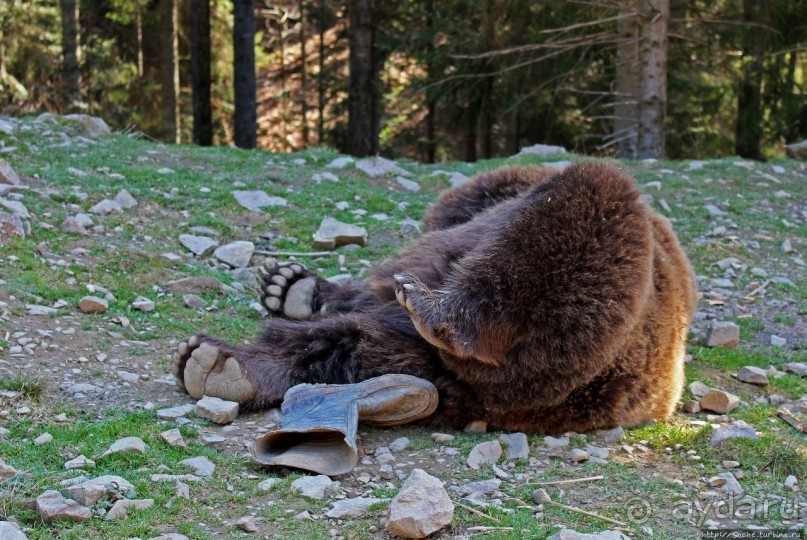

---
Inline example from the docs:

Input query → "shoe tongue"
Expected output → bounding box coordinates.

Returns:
[253,429,358,476]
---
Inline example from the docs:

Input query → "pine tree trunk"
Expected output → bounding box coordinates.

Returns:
[191,0,213,146]
[317,0,326,144]
[233,0,257,149]
[614,0,640,159]
[60,0,81,112]
[347,0,379,157]
[735,0,763,159]
[136,7,144,77]
[637,0,668,159]
[160,0,180,143]
[299,0,309,147]
[423,0,436,163]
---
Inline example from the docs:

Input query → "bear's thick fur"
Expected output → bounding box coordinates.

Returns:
[173,162,697,433]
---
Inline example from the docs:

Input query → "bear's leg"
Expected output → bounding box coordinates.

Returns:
[259,261,380,320]
[172,305,481,425]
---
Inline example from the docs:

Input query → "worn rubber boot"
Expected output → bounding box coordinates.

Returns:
[252,374,438,476]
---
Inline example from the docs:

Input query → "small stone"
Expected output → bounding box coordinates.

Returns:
[389,437,410,453]
[784,475,798,491]
[451,479,501,497]
[78,295,108,313]
[0,521,28,540]
[385,469,453,539]
[781,239,793,253]
[325,497,382,519]
[106,499,154,520]
[595,426,625,443]
[236,516,259,532]
[312,217,367,249]
[34,433,54,445]
[179,456,215,477]
[706,321,740,348]
[232,190,287,212]
[62,475,135,505]
[713,472,743,496]
[723,460,740,468]
[61,216,88,235]
[195,396,239,424]
[464,420,488,433]
[770,335,787,347]
[704,204,726,217]
[466,440,503,469]
[683,400,701,413]
[569,448,589,462]
[782,362,807,377]
[179,234,218,257]
[150,535,189,540]
[156,404,195,420]
[0,158,21,185]
[585,444,609,460]
[517,144,567,156]
[214,241,255,268]
[543,435,570,448]
[547,530,631,540]
[499,432,529,460]
[313,172,339,182]
[100,437,148,457]
[114,189,137,209]
[688,381,711,397]
[65,455,95,470]
[0,457,18,479]
[65,114,110,138]
[291,475,333,499]
[161,429,186,448]
[431,433,454,443]
[700,389,741,414]
[0,212,25,244]
[396,177,421,192]
[257,478,280,491]
[37,490,91,522]
[182,294,207,310]
[117,370,140,384]
[90,199,123,215]
[293,510,312,521]
[355,156,413,177]
[710,420,758,446]
[131,296,155,312]
[327,156,354,169]
[737,366,769,386]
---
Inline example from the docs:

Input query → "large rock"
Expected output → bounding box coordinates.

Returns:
[0,521,28,540]
[179,456,215,477]
[547,530,631,540]
[65,114,111,138]
[706,321,740,348]
[90,199,123,215]
[700,389,741,414]
[232,190,287,212]
[325,497,382,518]
[785,139,807,160]
[78,296,108,313]
[195,396,239,424]
[100,437,148,457]
[63,475,135,506]
[291,475,333,499]
[355,156,413,177]
[710,420,758,447]
[782,362,807,377]
[517,144,567,156]
[385,469,453,539]
[214,241,254,268]
[0,199,29,218]
[312,217,367,249]
[37,490,92,522]
[179,234,219,257]
[0,212,25,245]
[466,440,502,469]
[0,158,21,185]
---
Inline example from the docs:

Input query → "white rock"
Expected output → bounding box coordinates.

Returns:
[543,435,570,448]
[160,429,186,448]
[65,114,110,138]
[569,448,589,462]
[291,475,333,499]
[106,498,154,520]
[313,172,339,182]
[0,199,29,218]
[547,529,631,540]
[235,516,259,532]
[114,189,138,209]
[131,296,156,312]
[195,396,239,424]
[770,335,787,347]
[0,158,21,185]
[179,456,215,477]
[90,199,123,215]
[0,212,25,243]
[0,521,28,540]
[100,437,148,457]
[355,156,413,177]
[499,432,529,460]
[117,370,140,384]
[327,156,354,169]
[389,437,410,453]
[385,469,453,539]
[179,234,218,257]
[714,472,743,496]
[232,190,287,212]
[431,433,454,443]
[312,217,367,249]
[396,176,421,192]
[156,404,195,420]
[213,241,255,268]
[62,475,135,506]
[34,433,54,446]
[710,421,758,446]
[64,455,95,470]
[466,440,502,469]
[325,497,382,519]
[517,144,567,156]
[257,478,280,491]
[737,366,769,386]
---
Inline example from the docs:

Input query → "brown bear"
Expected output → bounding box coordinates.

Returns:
[172,162,697,433]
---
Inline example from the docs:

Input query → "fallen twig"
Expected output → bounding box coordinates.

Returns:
[468,526,514,532]
[254,250,336,258]
[455,502,500,523]
[747,279,771,297]
[530,475,604,486]
[532,489,628,528]
[777,409,807,433]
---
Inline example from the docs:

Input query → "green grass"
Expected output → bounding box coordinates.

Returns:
[0,374,46,399]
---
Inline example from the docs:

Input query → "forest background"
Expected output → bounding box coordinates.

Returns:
[0,0,804,162]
